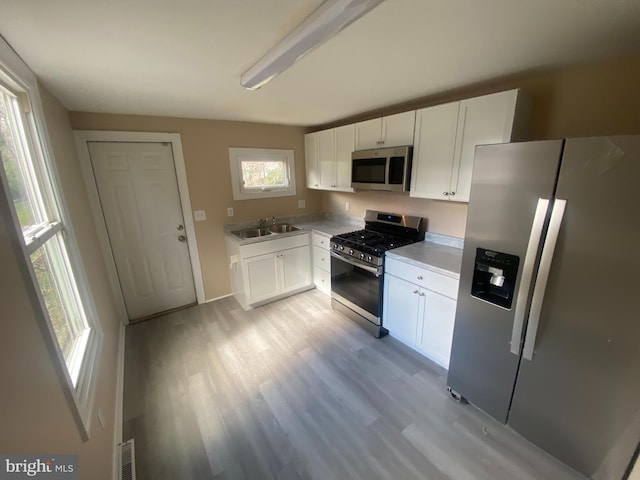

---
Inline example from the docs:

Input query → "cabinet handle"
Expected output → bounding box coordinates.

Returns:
[419,292,425,297]
[417,275,423,280]
[443,192,449,196]
[413,289,419,294]
[450,191,456,196]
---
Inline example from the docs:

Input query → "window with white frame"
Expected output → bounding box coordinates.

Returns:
[0,41,102,438]
[229,147,296,200]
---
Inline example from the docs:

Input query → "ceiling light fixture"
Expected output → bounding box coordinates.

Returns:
[240,0,385,91]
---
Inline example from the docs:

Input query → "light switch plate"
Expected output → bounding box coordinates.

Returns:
[227,207,234,217]
[298,199,306,209]
[345,201,350,211]
[194,210,206,221]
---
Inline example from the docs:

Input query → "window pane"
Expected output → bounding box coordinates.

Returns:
[30,234,87,369]
[0,89,44,233]
[241,160,286,188]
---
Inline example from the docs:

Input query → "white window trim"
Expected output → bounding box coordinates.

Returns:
[0,37,103,440]
[229,147,296,200]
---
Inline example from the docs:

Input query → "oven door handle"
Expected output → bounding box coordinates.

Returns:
[330,251,381,276]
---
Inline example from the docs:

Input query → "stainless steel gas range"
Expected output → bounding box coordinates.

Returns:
[330,210,426,337]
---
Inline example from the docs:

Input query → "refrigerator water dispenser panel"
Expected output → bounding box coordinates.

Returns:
[471,249,520,309]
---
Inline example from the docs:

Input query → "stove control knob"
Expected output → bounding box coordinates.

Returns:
[367,256,372,262]
[359,253,365,260]
[349,249,354,255]
[339,245,344,251]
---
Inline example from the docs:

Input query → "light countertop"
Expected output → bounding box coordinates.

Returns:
[386,234,463,278]
[225,213,363,245]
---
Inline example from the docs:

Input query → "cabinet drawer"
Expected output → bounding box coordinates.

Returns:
[312,232,331,249]
[385,258,458,299]
[313,266,331,294]
[240,232,309,258]
[313,245,330,271]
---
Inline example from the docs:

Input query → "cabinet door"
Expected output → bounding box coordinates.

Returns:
[245,252,279,304]
[355,118,382,150]
[334,124,355,191]
[410,102,460,200]
[383,274,420,346]
[304,132,319,189]
[382,111,416,147]
[451,89,519,202]
[280,245,311,293]
[417,289,457,369]
[317,129,336,189]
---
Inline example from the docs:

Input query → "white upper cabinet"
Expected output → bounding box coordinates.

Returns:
[334,124,355,191]
[304,132,319,189]
[411,89,528,202]
[410,102,460,200]
[317,129,335,190]
[304,125,355,192]
[355,110,416,150]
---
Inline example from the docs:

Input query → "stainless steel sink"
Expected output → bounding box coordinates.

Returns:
[268,224,301,233]
[232,228,272,239]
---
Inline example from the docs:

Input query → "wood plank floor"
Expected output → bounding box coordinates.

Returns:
[123,289,584,480]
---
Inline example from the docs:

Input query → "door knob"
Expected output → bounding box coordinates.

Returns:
[178,235,186,242]
[177,224,184,230]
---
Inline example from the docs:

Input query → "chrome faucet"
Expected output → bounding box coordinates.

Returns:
[258,216,277,227]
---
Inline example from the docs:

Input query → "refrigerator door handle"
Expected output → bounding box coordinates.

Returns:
[510,198,550,355]
[522,199,567,361]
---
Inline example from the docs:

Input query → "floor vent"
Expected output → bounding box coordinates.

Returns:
[119,439,136,480]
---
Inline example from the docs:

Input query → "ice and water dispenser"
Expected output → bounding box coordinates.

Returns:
[471,248,520,309]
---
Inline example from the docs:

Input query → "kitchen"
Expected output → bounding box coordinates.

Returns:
[0,1,640,479]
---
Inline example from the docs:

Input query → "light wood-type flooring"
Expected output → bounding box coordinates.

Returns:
[123,289,584,480]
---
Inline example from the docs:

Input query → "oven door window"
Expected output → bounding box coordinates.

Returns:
[351,158,387,184]
[331,255,382,319]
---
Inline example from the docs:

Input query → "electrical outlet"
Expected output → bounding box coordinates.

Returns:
[227,207,234,217]
[194,210,206,221]
[345,201,350,211]
[298,199,306,209]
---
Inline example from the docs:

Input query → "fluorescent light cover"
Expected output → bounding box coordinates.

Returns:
[240,0,385,90]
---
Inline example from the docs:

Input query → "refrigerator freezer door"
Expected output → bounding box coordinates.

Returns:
[447,140,563,423]
[508,136,640,478]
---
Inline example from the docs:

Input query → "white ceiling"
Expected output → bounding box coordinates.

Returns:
[1,0,639,126]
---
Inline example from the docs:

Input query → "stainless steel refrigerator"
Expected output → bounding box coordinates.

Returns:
[447,136,640,479]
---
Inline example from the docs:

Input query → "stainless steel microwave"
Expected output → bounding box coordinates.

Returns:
[351,146,413,192]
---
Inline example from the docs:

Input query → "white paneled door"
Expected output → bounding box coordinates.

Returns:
[88,142,196,319]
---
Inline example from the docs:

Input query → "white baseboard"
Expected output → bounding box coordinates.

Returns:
[112,320,126,480]
[205,293,232,303]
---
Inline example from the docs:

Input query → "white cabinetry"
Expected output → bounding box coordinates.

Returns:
[355,111,416,150]
[383,257,459,369]
[304,132,319,189]
[227,233,312,310]
[304,125,354,192]
[312,232,331,295]
[411,89,528,202]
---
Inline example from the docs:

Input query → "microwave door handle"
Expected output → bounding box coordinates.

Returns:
[510,198,550,355]
[522,199,567,361]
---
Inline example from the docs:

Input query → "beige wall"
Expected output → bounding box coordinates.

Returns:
[0,86,121,478]
[68,113,323,301]
[321,56,640,237]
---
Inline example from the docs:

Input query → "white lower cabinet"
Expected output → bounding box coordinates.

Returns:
[227,233,312,310]
[383,257,458,369]
[312,232,331,295]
